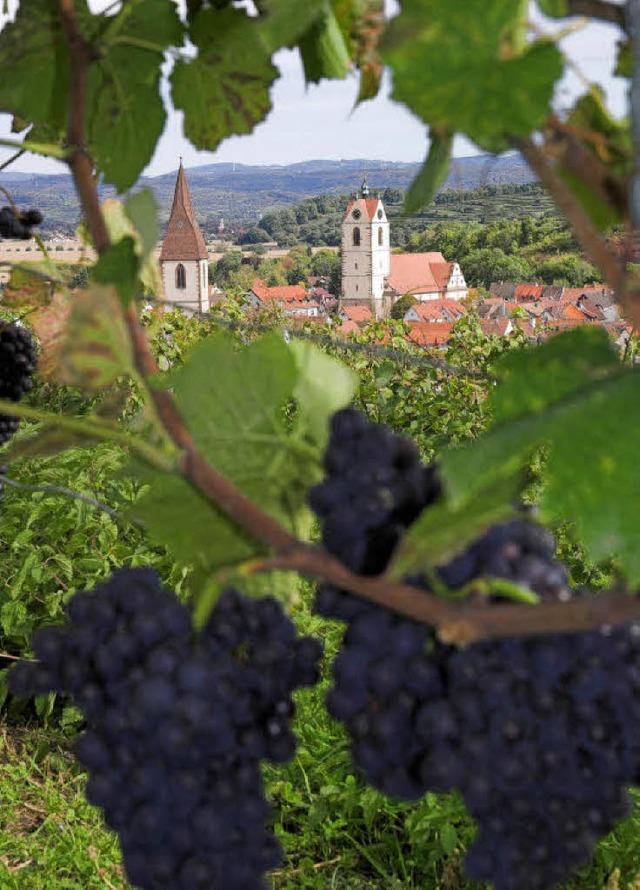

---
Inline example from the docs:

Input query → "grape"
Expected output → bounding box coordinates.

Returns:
[0,321,37,445]
[0,205,43,239]
[10,569,322,889]
[309,406,640,889]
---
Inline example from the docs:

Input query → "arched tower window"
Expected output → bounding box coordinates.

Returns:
[352,227,361,247]
[175,263,186,289]
[378,227,383,246]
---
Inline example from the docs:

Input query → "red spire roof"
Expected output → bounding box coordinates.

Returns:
[160,161,208,261]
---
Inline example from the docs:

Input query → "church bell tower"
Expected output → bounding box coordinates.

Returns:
[340,176,390,319]
[160,160,209,314]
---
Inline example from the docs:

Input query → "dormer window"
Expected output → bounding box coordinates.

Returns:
[353,227,361,247]
[176,263,186,289]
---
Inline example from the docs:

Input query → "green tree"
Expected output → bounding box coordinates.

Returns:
[391,293,419,319]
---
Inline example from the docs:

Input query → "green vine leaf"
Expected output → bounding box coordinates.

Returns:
[87,0,184,191]
[382,0,563,151]
[389,475,522,579]
[91,237,140,307]
[441,328,640,584]
[290,340,356,445]
[403,130,453,216]
[298,7,351,83]
[172,7,278,151]
[125,189,160,259]
[126,332,329,598]
[536,0,569,16]
[0,0,71,144]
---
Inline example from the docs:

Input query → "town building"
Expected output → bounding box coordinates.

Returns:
[159,161,209,314]
[340,177,468,318]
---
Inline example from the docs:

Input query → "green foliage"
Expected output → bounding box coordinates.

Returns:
[441,328,640,586]
[171,7,277,152]
[403,130,453,216]
[390,293,418,320]
[383,0,562,152]
[126,331,354,604]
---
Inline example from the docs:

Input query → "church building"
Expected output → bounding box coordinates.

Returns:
[160,161,209,314]
[340,178,468,318]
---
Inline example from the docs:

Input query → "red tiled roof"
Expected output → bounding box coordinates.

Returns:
[284,301,322,312]
[408,299,466,322]
[336,319,361,336]
[431,262,453,291]
[251,282,309,304]
[340,305,373,323]
[406,321,454,346]
[344,197,382,222]
[479,318,511,337]
[387,253,446,295]
[576,297,604,320]
[514,284,545,301]
[160,162,208,261]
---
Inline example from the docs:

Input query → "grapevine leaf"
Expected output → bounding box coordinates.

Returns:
[56,285,135,391]
[348,0,385,103]
[127,332,324,598]
[298,8,351,83]
[258,0,327,52]
[29,292,72,381]
[2,263,61,308]
[615,39,632,78]
[403,131,453,216]
[382,0,563,151]
[0,0,70,142]
[127,465,261,577]
[536,0,568,15]
[290,340,356,445]
[442,328,640,584]
[172,7,277,151]
[3,429,100,462]
[125,189,159,259]
[81,200,163,299]
[389,475,521,578]
[91,237,140,307]
[87,0,184,191]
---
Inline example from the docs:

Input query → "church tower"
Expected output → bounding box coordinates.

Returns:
[340,176,390,319]
[160,160,209,314]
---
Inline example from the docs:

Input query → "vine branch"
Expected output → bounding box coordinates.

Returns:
[512,136,635,321]
[55,0,640,645]
[565,0,626,25]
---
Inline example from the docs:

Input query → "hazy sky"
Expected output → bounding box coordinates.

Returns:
[0,1,629,178]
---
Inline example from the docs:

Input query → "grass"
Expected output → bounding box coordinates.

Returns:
[3,585,640,889]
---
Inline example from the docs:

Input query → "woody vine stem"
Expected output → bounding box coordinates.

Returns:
[54,0,640,644]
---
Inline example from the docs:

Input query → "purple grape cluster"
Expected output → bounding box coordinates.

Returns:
[0,321,37,444]
[308,406,640,890]
[10,569,322,890]
[0,205,43,240]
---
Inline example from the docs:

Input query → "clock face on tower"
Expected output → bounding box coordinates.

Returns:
[176,218,185,230]
[352,209,361,220]
[377,209,383,219]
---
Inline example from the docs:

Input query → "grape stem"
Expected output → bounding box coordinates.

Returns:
[55,0,640,644]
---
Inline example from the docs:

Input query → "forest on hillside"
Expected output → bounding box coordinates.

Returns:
[242,182,559,248]
[227,207,603,291]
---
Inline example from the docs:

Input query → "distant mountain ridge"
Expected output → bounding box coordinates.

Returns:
[0,154,535,235]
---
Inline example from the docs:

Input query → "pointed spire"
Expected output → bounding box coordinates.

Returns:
[160,162,208,261]
[361,172,370,197]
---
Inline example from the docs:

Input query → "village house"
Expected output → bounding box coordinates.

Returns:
[340,177,468,319]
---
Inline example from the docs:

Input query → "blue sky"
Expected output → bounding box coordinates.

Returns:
[0,1,629,177]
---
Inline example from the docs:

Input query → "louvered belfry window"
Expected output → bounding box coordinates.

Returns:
[353,227,361,247]
[176,263,186,289]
